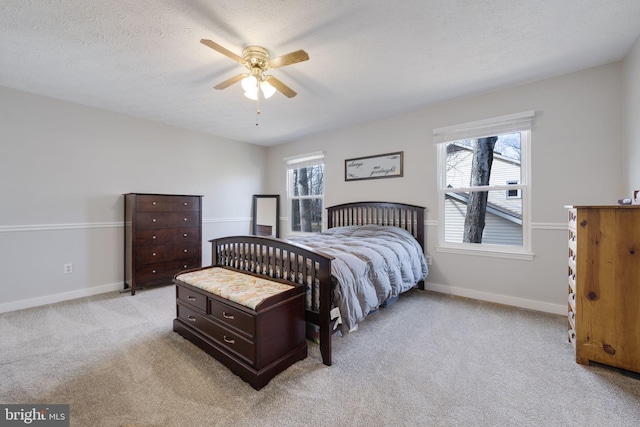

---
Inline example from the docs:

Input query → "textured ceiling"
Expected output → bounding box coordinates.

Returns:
[1,1,640,146]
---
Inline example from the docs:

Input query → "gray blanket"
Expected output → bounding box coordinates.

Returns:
[289,225,428,333]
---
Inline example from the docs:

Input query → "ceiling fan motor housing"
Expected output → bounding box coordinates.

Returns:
[243,46,270,72]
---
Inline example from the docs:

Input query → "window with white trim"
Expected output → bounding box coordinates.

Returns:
[506,180,521,199]
[285,152,324,233]
[434,111,534,258]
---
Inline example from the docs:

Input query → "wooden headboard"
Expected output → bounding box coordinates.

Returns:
[326,201,425,249]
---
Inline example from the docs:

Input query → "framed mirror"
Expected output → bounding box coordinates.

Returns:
[252,194,280,238]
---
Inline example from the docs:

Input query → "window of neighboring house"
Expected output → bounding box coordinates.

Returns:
[285,152,324,234]
[506,180,521,199]
[433,111,534,259]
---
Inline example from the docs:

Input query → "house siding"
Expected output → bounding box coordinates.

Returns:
[444,198,523,246]
[444,145,523,245]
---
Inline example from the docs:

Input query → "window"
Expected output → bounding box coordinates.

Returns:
[434,111,534,259]
[506,180,521,199]
[285,152,324,233]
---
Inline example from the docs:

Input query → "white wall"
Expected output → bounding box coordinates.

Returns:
[2,55,633,315]
[266,62,625,314]
[0,87,266,312]
[624,35,640,197]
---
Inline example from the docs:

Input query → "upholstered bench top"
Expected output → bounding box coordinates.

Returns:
[175,267,293,310]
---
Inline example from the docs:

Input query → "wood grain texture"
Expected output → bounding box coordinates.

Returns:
[569,206,640,373]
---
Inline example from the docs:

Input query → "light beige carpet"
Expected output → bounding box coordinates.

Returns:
[1,286,639,426]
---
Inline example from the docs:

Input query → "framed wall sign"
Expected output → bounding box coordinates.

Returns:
[345,151,403,181]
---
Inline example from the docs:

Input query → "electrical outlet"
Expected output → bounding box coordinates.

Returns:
[425,255,432,265]
[64,263,73,274]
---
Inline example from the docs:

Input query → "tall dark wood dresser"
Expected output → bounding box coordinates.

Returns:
[124,193,203,295]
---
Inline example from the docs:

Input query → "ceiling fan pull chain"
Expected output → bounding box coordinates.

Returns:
[255,89,261,126]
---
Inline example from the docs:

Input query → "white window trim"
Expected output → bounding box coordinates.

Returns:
[284,151,324,169]
[285,152,325,235]
[434,112,534,260]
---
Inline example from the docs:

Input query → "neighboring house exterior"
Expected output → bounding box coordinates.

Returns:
[444,143,523,246]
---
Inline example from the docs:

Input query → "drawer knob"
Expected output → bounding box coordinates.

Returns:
[183,264,188,268]
[222,312,235,320]
[183,218,188,221]
[152,235,157,239]
[152,253,157,256]
[183,249,188,253]
[223,336,235,344]
[187,296,196,301]
[152,270,156,273]
[152,218,157,222]
[152,202,157,205]
[187,316,197,322]
[183,233,188,237]
[184,202,188,206]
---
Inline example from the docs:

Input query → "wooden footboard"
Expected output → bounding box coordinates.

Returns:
[210,236,335,366]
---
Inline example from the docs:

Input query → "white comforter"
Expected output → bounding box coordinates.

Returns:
[288,225,428,333]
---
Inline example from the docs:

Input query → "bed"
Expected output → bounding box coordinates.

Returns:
[198,201,427,367]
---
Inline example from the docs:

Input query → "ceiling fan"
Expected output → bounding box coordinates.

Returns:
[201,39,309,99]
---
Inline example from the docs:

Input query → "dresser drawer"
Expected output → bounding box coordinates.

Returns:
[567,208,577,230]
[136,258,201,284]
[209,299,256,338]
[136,212,200,229]
[136,195,200,212]
[176,285,207,312]
[568,267,576,293]
[136,227,200,245]
[136,243,200,264]
[568,292,576,312]
[177,304,255,363]
[567,247,576,272]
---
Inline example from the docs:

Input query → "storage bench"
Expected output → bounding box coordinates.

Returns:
[172,266,307,390]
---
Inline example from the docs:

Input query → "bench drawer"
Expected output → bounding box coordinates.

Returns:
[177,304,255,364]
[210,298,256,338]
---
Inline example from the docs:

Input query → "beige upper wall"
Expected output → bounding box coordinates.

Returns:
[1,87,265,225]
[624,35,640,197]
[268,61,624,224]
[266,62,625,313]
[0,86,266,309]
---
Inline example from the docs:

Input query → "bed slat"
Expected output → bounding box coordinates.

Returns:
[211,236,334,366]
[327,201,425,250]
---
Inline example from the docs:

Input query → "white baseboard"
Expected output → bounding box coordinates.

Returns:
[424,281,566,316]
[0,282,124,314]
[1,280,567,316]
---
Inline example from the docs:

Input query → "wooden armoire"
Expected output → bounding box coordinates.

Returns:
[566,205,640,373]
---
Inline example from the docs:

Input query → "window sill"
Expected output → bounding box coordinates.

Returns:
[435,244,534,261]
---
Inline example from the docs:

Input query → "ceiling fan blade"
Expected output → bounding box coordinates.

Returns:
[269,50,309,69]
[213,74,247,90]
[265,76,297,98]
[200,39,245,65]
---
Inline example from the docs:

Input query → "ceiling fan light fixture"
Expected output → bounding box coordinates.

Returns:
[244,88,259,100]
[241,75,258,92]
[260,80,276,98]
